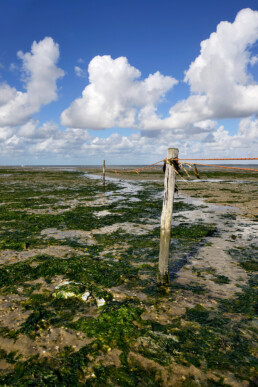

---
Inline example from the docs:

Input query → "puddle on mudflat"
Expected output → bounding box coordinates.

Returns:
[41,228,96,245]
[0,245,83,265]
[92,222,158,236]
[94,210,113,218]
[173,193,239,226]
[84,172,144,200]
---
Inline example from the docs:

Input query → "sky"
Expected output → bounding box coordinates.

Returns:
[0,0,258,165]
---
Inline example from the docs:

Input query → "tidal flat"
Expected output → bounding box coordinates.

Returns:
[0,167,257,386]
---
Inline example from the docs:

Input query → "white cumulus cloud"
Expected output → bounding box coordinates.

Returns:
[206,116,258,151]
[140,8,258,130]
[0,37,64,127]
[61,8,258,135]
[0,116,257,164]
[61,55,178,129]
[184,8,258,117]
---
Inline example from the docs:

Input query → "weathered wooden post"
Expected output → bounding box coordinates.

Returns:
[158,148,179,285]
[103,160,105,185]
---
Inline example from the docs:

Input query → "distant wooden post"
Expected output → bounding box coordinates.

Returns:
[158,148,179,285]
[103,160,105,185]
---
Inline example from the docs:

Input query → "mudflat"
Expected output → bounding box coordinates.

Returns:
[86,166,258,220]
[0,167,257,386]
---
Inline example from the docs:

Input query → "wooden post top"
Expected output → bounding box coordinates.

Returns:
[167,148,179,159]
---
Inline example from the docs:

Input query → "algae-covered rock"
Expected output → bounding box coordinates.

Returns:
[54,290,77,299]
[53,281,108,305]
[53,281,91,301]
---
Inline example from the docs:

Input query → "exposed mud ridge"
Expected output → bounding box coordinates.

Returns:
[0,167,257,386]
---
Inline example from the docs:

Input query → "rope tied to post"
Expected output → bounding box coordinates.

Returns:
[163,156,179,171]
[106,156,258,176]
[164,157,190,181]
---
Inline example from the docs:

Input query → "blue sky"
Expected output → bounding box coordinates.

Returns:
[0,0,257,165]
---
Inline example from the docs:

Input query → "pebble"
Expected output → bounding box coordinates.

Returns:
[96,298,105,307]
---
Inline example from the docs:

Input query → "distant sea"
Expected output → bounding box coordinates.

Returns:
[1,164,258,169]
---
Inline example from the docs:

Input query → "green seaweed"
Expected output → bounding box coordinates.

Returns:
[218,279,258,317]
[139,304,257,379]
[70,300,144,349]
[90,363,161,387]
[0,349,21,364]
[0,253,139,293]
[212,274,231,284]
[228,245,258,273]
[0,345,99,386]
